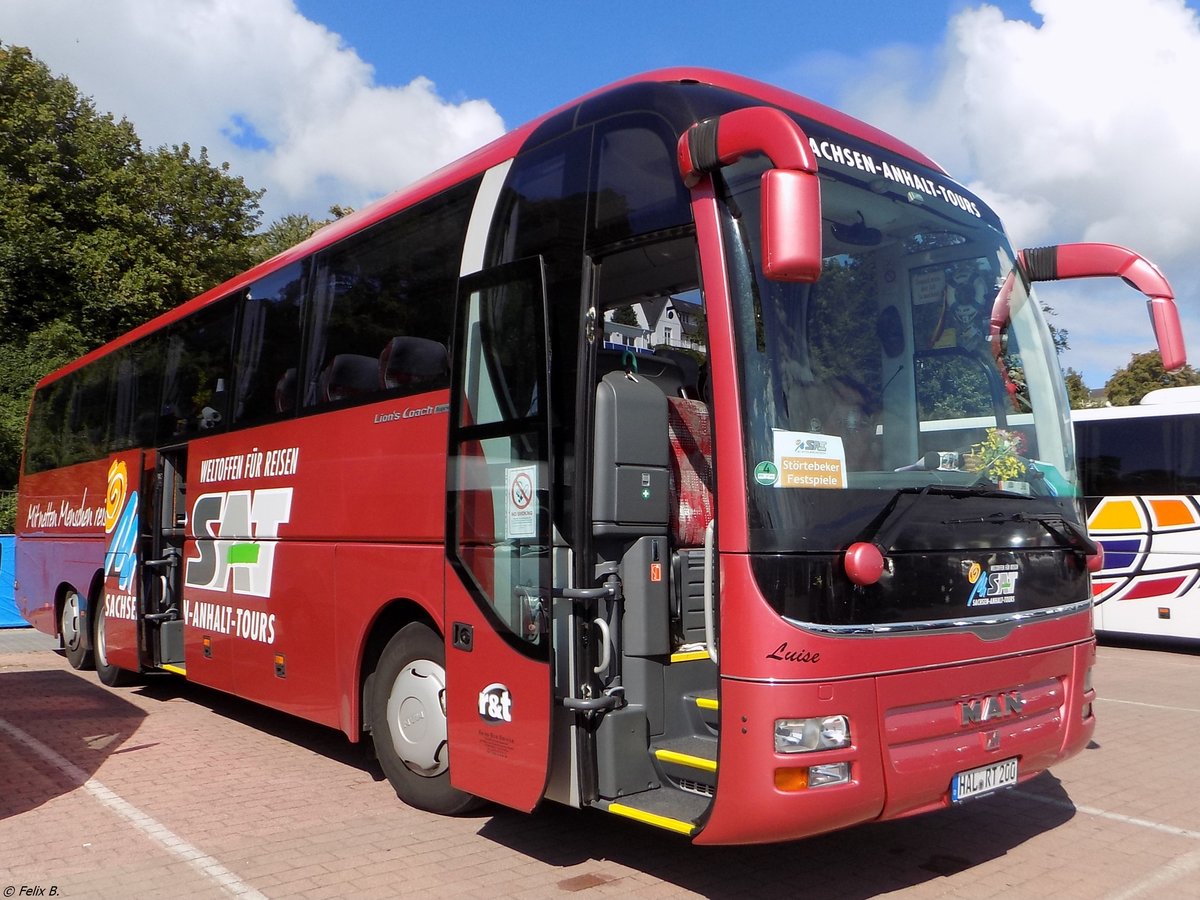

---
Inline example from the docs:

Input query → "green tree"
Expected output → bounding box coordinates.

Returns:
[253,213,326,261]
[1064,367,1093,409]
[1104,350,1200,406]
[1042,303,1069,356]
[0,43,265,529]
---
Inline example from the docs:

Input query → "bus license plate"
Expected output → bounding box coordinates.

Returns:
[951,757,1018,802]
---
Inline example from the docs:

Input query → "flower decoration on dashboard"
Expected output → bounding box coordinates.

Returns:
[966,428,1027,482]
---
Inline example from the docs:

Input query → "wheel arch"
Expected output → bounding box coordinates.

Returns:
[356,598,441,741]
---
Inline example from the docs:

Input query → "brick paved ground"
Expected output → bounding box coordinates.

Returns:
[2,627,1199,899]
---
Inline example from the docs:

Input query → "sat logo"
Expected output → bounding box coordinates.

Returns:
[184,488,293,597]
[478,683,513,723]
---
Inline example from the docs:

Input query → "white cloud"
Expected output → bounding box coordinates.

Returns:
[830,0,1200,386]
[0,0,506,224]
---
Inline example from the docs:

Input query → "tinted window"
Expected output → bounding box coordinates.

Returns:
[489,129,591,539]
[303,180,478,411]
[592,116,692,246]
[234,263,305,426]
[1077,417,1173,496]
[159,296,238,442]
[112,335,167,451]
[23,379,71,473]
[62,356,116,466]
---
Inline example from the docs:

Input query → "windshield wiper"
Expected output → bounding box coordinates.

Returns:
[854,484,999,549]
[942,510,1098,554]
[853,483,1064,552]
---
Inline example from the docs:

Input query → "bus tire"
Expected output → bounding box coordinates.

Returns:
[369,623,482,815]
[60,589,94,670]
[94,596,137,687]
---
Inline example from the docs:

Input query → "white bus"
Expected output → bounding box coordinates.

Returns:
[1074,386,1200,641]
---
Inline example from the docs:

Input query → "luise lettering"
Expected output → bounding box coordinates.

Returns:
[766,642,821,664]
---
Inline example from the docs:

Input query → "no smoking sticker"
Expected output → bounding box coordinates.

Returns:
[505,465,538,539]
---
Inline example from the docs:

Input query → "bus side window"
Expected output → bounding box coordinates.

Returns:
[1078,417,1174,496]
[233,263,304,428]
[302,180,477,411]
[158,295,237,441]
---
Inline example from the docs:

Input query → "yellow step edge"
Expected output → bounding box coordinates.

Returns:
[670,649,710,663]
[607,802,697,836]
[161,664,187,676]
[695,696,719,711]
[655,748,718,773]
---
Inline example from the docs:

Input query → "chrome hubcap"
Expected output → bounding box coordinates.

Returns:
[62,592,82,650]
[386,659,448,777]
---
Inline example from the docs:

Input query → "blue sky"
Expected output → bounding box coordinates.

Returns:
[290,0,1035,128]
[3,0,1200,387]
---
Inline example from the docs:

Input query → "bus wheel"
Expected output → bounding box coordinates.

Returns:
[60,590,94,670]
[370,623,482,815]
[94,597,137,687]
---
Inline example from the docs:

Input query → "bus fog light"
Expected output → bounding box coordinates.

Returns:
[807,762,850,788]
[774,715,851,753]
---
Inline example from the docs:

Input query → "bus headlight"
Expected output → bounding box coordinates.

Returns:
[774,715,851,753]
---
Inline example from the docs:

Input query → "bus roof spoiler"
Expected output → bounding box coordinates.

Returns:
[1019,243,1186,372]
[677,106,823,283]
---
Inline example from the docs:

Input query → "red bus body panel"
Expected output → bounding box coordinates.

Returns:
[177,395,451,730]
[443,564,551,812]
[16,459,111,635]
[693,556,1095,844]
[98,450,145,672]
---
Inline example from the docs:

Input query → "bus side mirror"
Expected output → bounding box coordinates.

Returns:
[1020,243,1186,372]
[677,106,823,283]
[761,168,823,282]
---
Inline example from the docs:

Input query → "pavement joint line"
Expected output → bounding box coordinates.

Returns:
[1014,789,1200,840]
[1101,846,1200,900]
[0,714,268,899]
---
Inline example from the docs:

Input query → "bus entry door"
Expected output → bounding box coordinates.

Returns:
[445,259,555,811]
[99,449,147,672]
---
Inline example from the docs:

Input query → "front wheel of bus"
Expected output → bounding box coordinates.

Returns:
[60,590,94,670]
[94,597,137,687]
[370,623,482,815]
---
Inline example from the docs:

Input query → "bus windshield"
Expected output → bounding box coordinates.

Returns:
[720,141,1081,571]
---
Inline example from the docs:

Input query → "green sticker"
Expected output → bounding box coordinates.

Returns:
[753,461,779,486]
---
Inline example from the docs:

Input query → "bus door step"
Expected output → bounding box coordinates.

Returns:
[593,784,710,837]
[685,689,719,732]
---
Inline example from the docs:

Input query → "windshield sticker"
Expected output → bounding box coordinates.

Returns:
[964,560,1019,607]
[753,461,779,486]
[773,430,847,490]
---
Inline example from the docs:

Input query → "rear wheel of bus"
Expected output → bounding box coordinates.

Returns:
[60,589,93,670]
[370,623,481,815]
[93,596,137,687]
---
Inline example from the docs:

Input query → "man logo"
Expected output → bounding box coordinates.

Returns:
[478,683,513,723]
[961,691,1026,727]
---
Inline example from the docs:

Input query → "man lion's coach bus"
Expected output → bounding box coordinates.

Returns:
[1075,387,1200,643]
[15,69,1186,844]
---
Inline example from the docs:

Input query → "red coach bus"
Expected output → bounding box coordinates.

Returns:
[15,69,1184,844]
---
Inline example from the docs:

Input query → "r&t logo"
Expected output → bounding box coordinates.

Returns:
[185,488,292,597]
[478,683,513,723]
